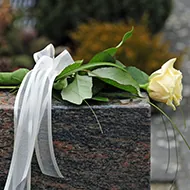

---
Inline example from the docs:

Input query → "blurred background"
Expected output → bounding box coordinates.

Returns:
[0,0,183,73]
[0,0,190,189]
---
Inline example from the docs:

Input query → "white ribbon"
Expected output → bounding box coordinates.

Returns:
[4,44,74,190]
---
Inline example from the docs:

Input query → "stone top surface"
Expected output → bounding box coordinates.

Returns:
[0,90,150,110]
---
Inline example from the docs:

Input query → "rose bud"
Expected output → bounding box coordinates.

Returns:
[148,58,182,110]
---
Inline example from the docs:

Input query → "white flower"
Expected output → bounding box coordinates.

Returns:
[148,58,183,110]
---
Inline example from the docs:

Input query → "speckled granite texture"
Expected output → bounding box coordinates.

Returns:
[0,91,151,190]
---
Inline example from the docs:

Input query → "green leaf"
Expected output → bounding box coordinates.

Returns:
[115,60,126,68]
[89,67,141,95]
[91,78,106,95]
[89,51,115,63]
[104,27,134,56]
[92,96,109,102]
[53,90,64,102]
[56,62,126,81]
[116,27,134,48]
[87,28,134,65]
[53,78,68,90]
[12,68,29,83]
[56,60,83,81]
[126,66,149,85]
[0,68,29,85]
[61,74,93,105]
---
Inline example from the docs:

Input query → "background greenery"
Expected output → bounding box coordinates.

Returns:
[0,1,51,71]
[34,0,173,45]
[70,19,183,74]
[0,0,184,75]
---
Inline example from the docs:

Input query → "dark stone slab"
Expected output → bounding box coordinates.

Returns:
[0,91,151,190]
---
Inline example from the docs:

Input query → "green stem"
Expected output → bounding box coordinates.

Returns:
[148,101,190,150]
[178,106,187,129]
[139,83,149,91]
[0,86,17,89]
[84,100,103,134]
[56,62,127,81]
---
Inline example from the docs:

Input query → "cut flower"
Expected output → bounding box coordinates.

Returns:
[148,58,183,110]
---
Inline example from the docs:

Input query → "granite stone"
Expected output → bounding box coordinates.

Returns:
[0,91,151,190]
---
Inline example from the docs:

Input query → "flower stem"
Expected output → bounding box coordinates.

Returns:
[139,83,149,91]
[148,101,190,150]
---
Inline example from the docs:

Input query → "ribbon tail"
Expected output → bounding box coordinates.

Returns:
[4,61,53,190]
[35,50,74,178]
[4,49,75,190]
[35,74,63,177]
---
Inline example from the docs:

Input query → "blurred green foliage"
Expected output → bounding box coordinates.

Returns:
[0,1,51,71]
[34,0,173,44]
[70,20,183,75]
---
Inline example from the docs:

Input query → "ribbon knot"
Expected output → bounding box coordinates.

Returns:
[4,44,74,190]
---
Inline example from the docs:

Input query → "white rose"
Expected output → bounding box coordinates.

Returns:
[148,58,183,110]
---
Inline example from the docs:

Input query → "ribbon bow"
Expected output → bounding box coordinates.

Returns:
[4,45,74,190]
